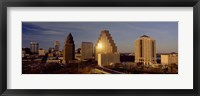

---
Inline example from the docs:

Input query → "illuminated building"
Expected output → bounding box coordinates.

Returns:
[161,52,178,65]
[134,35,156,65]
[63,33,75,63]
[30,42,39,54]
[48,53,54,57]
[55,51,62,56]
[38,48,46,56]
[95,30,117,60]
[95,30,119,66]
[81,42,93,60]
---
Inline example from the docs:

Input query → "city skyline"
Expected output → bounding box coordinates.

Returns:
[22,22,178,53]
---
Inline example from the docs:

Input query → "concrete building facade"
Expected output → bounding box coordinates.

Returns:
[38,49,46,56]
[63,33,75,63]
[134,35,156,65]
[54,41,60,51]
[30,42,39,54]
[81,42,93,60]
[98,53,120,67]
[161,53,178,65]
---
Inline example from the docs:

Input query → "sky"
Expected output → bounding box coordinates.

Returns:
[22,22,178,53]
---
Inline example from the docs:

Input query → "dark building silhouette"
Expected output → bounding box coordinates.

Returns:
[48,48,55,53]
[63,33,75,63]
[120,55,135,62]
[22,48,31,54]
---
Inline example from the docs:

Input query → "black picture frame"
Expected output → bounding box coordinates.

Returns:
[0,0,199,96]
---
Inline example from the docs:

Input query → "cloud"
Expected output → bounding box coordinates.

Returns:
[41,30,63,35]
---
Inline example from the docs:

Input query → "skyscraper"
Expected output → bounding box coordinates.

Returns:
[54,41,60,51]
[134,35,156,65]
[81,42,93,60]
[30,42,39,54]
[63,33,75,63]
[95,30,117,60]
[95,30,120,66]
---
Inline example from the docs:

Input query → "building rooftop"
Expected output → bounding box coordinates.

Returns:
[140,35,150,38]
[65,33,74,44]
[30,42,39,44]
[82,42,93,44]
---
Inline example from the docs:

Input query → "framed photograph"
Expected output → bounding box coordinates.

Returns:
[0,0,199,96]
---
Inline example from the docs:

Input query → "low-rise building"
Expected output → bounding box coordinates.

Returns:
[58,56,63,60]
[48,53,54,57]
[75,53,82,61]
[38,49,46,56]
[22,50,26,58]
[161,53,178,65]
[46,60,61,63]
[98,53,120,67]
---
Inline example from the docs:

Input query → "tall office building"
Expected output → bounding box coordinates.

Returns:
[63,33,75,63]
[95,30,117,60]
[134,35,156,65]
[95,30,120,66]
[54,41,60,51]
[30,42,39,54]
[81,42,93,60]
